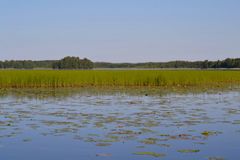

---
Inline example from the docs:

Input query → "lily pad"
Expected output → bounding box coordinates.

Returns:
[96,153,112,157]
[140,138,158,144]
[134,152,166,157]
[96,143,112,147]
[178,149,200,153]
[208,157,225,160]
[22,138,32,142]
[201,131,222,136]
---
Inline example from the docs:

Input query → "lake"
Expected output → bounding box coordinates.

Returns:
[0,89,240,160]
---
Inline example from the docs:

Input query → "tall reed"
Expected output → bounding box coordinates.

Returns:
[0,70,240,89]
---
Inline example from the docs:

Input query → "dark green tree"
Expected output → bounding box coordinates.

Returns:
[53,56,93,69]
[201,60,209,69]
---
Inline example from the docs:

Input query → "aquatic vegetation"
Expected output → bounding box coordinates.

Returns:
[143,120,160,127]
[22,138,32,142]
[140,138,159,144]
[159,134,170,137]
[88,134,100,137]
[54,127,78,134]
[0,90,240,159]
[232,120,240,124]
[96,153,112,157]
[140,128,155,133]
[158,143,171,147]
[208,157,225,160]
[177,149,200,153]
[194,142,206,145]
[94,122,104,128]
[110,130,141,135]
[95,143,111,147]
[0,70,240,89]
[134,152,166,157]
[42,120,76,126]
[201,131,222,136]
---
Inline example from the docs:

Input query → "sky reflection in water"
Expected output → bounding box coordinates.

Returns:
[0,90,240,160]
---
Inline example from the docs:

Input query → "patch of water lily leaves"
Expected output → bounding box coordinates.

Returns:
[0,90,240,159]
[96,153,112,157]
[22,138,32,142]
[140,137,159,145]
[95,143,112,147]
[177,149,200,153]
[232,120,240,125]
[208,157,225,160]
[134,152,166,158]
[201,131,222,137]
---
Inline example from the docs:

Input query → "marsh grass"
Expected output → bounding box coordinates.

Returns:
[0,70,240,89]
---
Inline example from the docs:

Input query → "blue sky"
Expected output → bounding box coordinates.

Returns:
[0,0,239,62]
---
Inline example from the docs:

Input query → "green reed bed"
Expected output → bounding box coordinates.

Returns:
[0,70,240,89]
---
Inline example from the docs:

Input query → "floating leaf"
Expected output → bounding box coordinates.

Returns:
[96,153,112,157]
[96,143,111,147]
[232,120,240,124]
[208,157,225,160]
[134,152,166,157]
[140,138,158,144]
[22,138,32,142]
[178,149,200,153]
[201,131,222,136]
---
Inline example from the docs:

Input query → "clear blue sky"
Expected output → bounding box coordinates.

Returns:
[0,0,239,62]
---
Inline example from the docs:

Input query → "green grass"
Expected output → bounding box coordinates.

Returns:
[0,70,240,89]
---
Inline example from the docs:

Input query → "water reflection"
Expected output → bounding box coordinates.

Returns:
[0,89,240,160]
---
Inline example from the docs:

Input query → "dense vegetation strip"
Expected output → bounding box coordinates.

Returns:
[0,70,240,89]
[0,57,240,69]
[94,58,240,69]
[0,56,94,69]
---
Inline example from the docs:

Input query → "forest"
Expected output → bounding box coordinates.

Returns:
[0,57,239,69]
[0,56,93,69]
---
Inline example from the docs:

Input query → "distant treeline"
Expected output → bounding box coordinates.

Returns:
[94,58,240,69]
[0,60,56,69]
[0,57,93,69]
[0,57,240,69]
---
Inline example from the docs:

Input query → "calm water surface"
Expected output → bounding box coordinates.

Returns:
[0,90,240,160]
